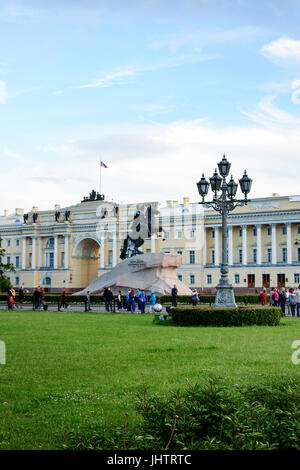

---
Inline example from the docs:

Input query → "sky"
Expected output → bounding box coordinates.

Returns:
[1,0,300,213]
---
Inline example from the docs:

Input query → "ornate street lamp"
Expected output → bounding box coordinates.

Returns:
[197,155,252,308]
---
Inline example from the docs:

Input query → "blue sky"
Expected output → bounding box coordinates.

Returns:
[1,0,300,212]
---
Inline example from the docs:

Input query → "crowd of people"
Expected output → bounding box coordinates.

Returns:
[259,286,300,317]
[85,287,157,313]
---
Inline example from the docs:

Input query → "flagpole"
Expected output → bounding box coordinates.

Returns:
[99,159,102,194]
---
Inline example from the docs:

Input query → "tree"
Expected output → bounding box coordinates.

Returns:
[0,237,15,292]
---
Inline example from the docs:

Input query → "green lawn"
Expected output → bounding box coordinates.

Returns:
[0,310,299,449]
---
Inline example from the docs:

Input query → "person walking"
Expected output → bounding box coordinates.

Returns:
[259,287,267,306]
[285,288,291,316]
[295,285,300,317]
[17,285,25,309]
[58,288,68,311]
[191,289,199,306]
[40,288,47,311]
[289,288,297,317]
[137,288,142,311]
[103,287,113,312]
[33,286,41,310]
[126,289,131,311]
[171,284,178,307]
[149,291,156,313]
[139,289,148,313]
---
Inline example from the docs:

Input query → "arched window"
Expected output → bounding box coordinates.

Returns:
[45,237,54,249]
[44,277,51,286]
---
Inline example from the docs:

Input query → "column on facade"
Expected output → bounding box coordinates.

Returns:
[22,236,26,270]
[256,224,262,265]
[271,223,277,265]
[151,234,156,253]
[64,234,69,269]
[112,233,117,267]
[100,233,105,268]
[31,236,36,270]
[37,236,42,269]
[214,226,219,266]
[54,235,58,269]
[242,225,247,265]
[228,225,233,266]
[203,226,207,265]
[286,222,292,264]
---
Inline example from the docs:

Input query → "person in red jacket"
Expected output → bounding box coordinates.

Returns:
[259,287,267,306]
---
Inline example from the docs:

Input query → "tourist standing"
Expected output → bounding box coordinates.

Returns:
[17,285,25,309]
[103,287,113,312]
[279,288,286,315]
[285,288,291,316]
[33,286,41,310]
[289,289,297,317]
[139,289,148,313]
[129,289,136,313]
[171,284,178,307]
[40,288,47,310]
[126,289,131,311]
[149,291,156,313]
[259,287,267,306]
[295,285,300,317]
[137,288,142,311]
[191,289,199,306]
[117,291,123,310]
[85,291,91,311]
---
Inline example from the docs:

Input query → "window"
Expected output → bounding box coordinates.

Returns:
[282,226,287,235]
[210,249,215,264]
[190,229,195,239]
[238,249,243,264]
[7,256,11,264]
[267,248,272,263]
[177,250,183,256]
[15,256,20,268]
[45,237,54,249]
[294,273,300,284]
[189,250,195,264]
[211,229,215,239]
[16,239,20,247]
[7,239,10,247]
[282,247,287,262]
[44,277,51,286]
[238,228,242,237]
[298,226,300,235]
[297,247,300,262]
[164,231,170,240]
[252,228,257,237]
[176,231,182,239]
[108,251,112,265]
[207,274,212,284]
[267,227,271,236]
[190,274,195,285]
[252,248,257,263]
[234,274,240,284]
[178,274,182,282]
[15,276,19,286]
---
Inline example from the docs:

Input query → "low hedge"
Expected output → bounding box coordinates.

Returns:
[170,306,282,327]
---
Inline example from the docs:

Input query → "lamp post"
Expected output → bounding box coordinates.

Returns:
[197,155,252,308]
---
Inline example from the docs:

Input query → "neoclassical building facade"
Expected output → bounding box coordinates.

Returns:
[1,192,300,291]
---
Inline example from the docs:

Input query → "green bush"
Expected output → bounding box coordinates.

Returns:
[157,294,269,305]
[64,378,300,450]
[170,306,282,326]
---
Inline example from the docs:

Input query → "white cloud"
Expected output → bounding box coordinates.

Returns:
[239,95,300,127]
[3,116,300,213]
[261,37,300,61]
[0,80,7,104]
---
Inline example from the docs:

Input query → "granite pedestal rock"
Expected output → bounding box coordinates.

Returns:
[74,253,191,295]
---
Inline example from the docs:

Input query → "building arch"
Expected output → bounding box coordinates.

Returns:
[72,236,102,287]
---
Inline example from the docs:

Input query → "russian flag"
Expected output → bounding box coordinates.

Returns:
[100,160,108,168]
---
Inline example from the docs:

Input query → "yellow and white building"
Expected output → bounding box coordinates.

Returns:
[1,192,300,292]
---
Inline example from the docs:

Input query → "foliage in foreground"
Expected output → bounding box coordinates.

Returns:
[64,379,300,450]
[170,306,282,327]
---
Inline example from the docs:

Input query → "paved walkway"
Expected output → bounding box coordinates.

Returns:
[0,303,166,314]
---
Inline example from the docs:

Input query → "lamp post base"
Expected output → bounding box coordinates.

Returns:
[213,281,237,309]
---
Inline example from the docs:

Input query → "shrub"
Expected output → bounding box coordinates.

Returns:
[170,306,282,327]
[64,378,300,450]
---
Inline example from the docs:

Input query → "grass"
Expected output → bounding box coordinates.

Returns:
[0,309,299,449]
